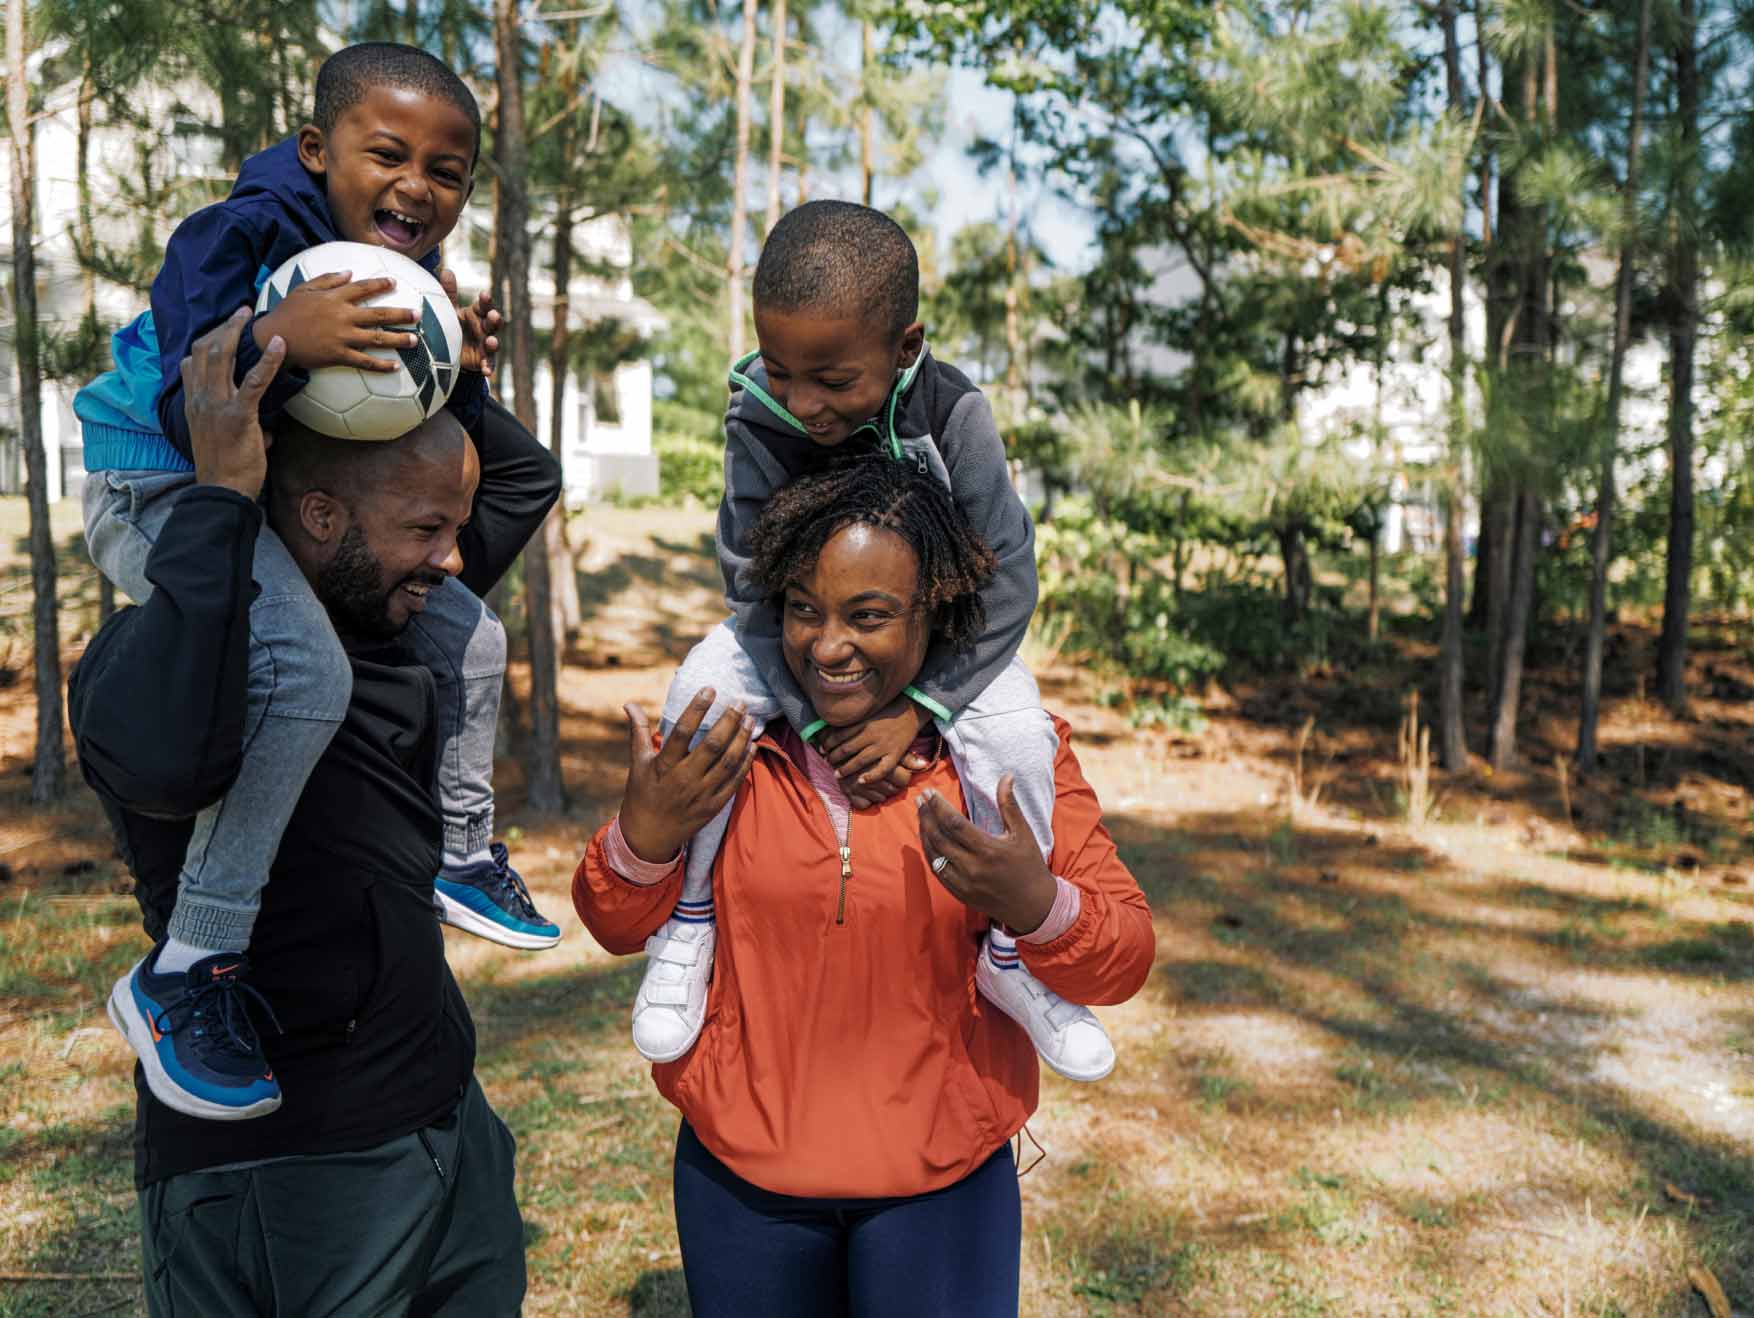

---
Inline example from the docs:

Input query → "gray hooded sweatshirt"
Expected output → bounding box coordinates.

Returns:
[718,348,1039,738]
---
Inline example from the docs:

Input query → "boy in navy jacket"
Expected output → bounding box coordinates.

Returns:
[75,43,562,1124]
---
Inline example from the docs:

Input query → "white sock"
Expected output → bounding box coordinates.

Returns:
[154,937,224,974]
[444,847,495,872]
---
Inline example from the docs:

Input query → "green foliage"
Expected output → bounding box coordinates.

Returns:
[1035,505,1224,689]
[654,430,724,505]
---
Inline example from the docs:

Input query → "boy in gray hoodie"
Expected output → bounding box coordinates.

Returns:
[628,201,1116,1081]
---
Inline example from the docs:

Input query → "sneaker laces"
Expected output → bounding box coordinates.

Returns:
[486,842,544,922]
[154,972,284,1060]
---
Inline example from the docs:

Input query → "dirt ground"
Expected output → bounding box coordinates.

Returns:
[1,501,1750,1316]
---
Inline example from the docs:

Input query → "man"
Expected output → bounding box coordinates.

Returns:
[69,310,557,1315]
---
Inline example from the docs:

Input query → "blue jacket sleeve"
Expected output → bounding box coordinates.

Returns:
[152,205,310,460]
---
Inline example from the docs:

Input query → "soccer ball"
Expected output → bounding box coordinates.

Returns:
[255,240,464,441]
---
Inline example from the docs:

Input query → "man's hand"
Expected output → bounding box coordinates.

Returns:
[182,307,287,500]
[818,694,932,808]
[916,774,1057,934]
[618,689,759,864]
[441,267,500,376]
[252,271,417,373]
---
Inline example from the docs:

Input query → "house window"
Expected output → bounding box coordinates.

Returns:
[592,372,621,425]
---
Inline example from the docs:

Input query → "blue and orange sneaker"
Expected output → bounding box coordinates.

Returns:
[433,842,561,950]
[105,948,283,1121]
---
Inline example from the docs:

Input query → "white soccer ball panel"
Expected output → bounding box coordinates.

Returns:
[255,241,465,442]
[338,395,428,442]
[283,391,350,438]
[361,351,413,397]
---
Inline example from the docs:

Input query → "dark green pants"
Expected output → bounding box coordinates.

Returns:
[139,1078,525,1317]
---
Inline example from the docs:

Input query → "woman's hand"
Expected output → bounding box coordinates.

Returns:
[818,694,932,807]
[916,774,1057,934]
[618,689,759,864]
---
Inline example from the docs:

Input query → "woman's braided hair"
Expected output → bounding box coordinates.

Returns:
[747,455,999,654]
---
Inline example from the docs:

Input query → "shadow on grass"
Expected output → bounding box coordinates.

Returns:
[1099,805,1754,1308]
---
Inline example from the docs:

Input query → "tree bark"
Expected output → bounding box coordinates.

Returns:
[765,0,786,235]
[548,197,581,642]
[1577,0,1653,771]
[10,0,65,803]
[1488,490,1538,770]
[859,21,875,207]
[1437,0,1468,768]
[1276,525,1311,625]
[77,60,115,623]
[727,0,758,363]
[494,0,566,813]
[1656,0,1699,711]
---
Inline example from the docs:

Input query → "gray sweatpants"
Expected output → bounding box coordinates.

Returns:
[659,620,1059,904]
[85,469,505,950]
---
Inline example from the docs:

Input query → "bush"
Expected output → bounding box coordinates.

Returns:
[655,430,724,504]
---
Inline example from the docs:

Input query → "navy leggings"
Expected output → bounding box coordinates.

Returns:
[672,1122,1022,1317]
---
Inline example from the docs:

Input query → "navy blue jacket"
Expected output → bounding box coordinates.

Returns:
[75,137,484,472]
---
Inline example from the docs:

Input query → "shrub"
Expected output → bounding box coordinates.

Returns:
[655,431,724,504]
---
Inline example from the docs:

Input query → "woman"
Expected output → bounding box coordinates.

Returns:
[572,457,1154,1317]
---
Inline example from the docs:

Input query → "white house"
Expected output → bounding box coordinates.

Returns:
[0,51,661,506]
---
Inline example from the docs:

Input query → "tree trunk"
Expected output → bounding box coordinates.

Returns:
[1276,525,1311,625]
[1578,0,1653,771]
[1656,0,1699,711]
[10,0,65,803]
[1437,0,1468,768]
[859,21,875,207]
[765,0,786,235]
[1367,528,1380,643]
[1488,490,1538,770]
[548,198,581,642]
[727,0,758,363]
[495,0,566,813]
[77,60,115,624]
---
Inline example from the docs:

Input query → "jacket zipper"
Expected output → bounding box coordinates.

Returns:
[766,741,855,927]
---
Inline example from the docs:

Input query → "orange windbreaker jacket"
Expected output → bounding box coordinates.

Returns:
[571,715,1155,1199]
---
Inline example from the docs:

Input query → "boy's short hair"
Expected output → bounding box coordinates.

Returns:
[312,43,481,155]
[753,200,919,340]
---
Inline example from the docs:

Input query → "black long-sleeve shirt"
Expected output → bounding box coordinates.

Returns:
[69,399,560,1187]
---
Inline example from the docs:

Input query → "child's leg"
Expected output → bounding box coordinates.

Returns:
[936,659,1058,856]
[940,659,1116,1084]
[404,579,504,865]
[659,618,784,908]
[632,620,781,1062]
[406,579,561,950]
[92,471,353,1120]
[86,471,353,953]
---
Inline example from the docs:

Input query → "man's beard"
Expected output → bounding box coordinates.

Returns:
[317,524,408,642]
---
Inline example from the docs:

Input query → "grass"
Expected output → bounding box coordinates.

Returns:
[3,499,1753,1315]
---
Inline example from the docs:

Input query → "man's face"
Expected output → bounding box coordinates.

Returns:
[297,84,477,263]
[316,432,480,641]
[752,306,924,448]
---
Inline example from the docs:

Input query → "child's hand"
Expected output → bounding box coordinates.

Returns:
[818,694,932,805]
[843,758,930,810]
[252,271,417,373]
[441,267,500,376]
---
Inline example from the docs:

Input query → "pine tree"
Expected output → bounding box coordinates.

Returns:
[494,0,566,813]
[1576,0,1653,771]
[9,0,65,803]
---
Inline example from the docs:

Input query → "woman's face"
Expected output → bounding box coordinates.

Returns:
[781,523,931,728]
